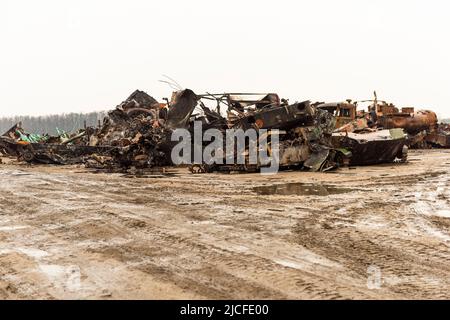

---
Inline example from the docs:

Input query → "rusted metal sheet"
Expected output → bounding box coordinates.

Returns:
[401,107,415,114]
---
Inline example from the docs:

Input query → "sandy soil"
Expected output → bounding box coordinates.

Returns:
[1,150,450,300]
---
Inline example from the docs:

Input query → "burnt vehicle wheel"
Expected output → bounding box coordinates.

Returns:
[400,145,408,163]
[16,144,35,162]
[21,151,35,162]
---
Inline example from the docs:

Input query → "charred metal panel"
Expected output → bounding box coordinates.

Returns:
[232,101,315,131]
[18,143,118,165]
[166,89,199,129]
[331,129,407,165]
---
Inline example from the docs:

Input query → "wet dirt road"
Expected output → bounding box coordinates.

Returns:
[1,150,450,299]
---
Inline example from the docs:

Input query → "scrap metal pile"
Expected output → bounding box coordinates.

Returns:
[0,89,197,171]
[5,88,448,174]
[0,122,114,164]
[316,93,450,150]
[190,93,350,173]
[83,90,175,170]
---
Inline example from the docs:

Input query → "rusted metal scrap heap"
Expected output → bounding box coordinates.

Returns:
[86,89,200,171]
[374,104,446,148]
[0,122,113,164]
[0,89,418,172]
[0,89,199,171]
[0,90,172,167]
[316,93,448,149]
[316,100,409,165]
[84,90,173,170]
[190,93,347,173]
[427,122,450,148]
[379,109,438,135]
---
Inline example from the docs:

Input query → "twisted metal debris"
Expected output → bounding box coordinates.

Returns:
[5,88,446,174]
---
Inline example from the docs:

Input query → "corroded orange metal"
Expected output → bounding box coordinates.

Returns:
[379,110,438,135]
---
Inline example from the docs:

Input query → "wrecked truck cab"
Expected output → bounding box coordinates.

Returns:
[317,101,358,129]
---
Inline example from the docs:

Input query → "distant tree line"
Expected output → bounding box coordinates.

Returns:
[0,111,107,136]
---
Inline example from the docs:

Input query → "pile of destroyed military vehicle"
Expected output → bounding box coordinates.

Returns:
[1,89,448,174]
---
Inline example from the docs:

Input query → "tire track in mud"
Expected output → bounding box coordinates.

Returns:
[289,167,450,299]
[68,181,394,299]
[1,151,450,299]
[0,168,380,299]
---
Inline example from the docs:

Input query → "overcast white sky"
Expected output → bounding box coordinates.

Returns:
[1,0,449,118]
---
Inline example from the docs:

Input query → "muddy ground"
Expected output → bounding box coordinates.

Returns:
[0,150,450,300]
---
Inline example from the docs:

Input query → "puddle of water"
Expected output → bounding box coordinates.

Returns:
[11,173,32,177]
[0,225,29,231]
[0,170,32,177]
[0,249,12,255]
[273,259,305,270]
[435,210,450,218]
[39,264,66,278]
[17,247,49,259]
[253,183,353,196]
[191,220,215,225]
[228,244,249,253]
